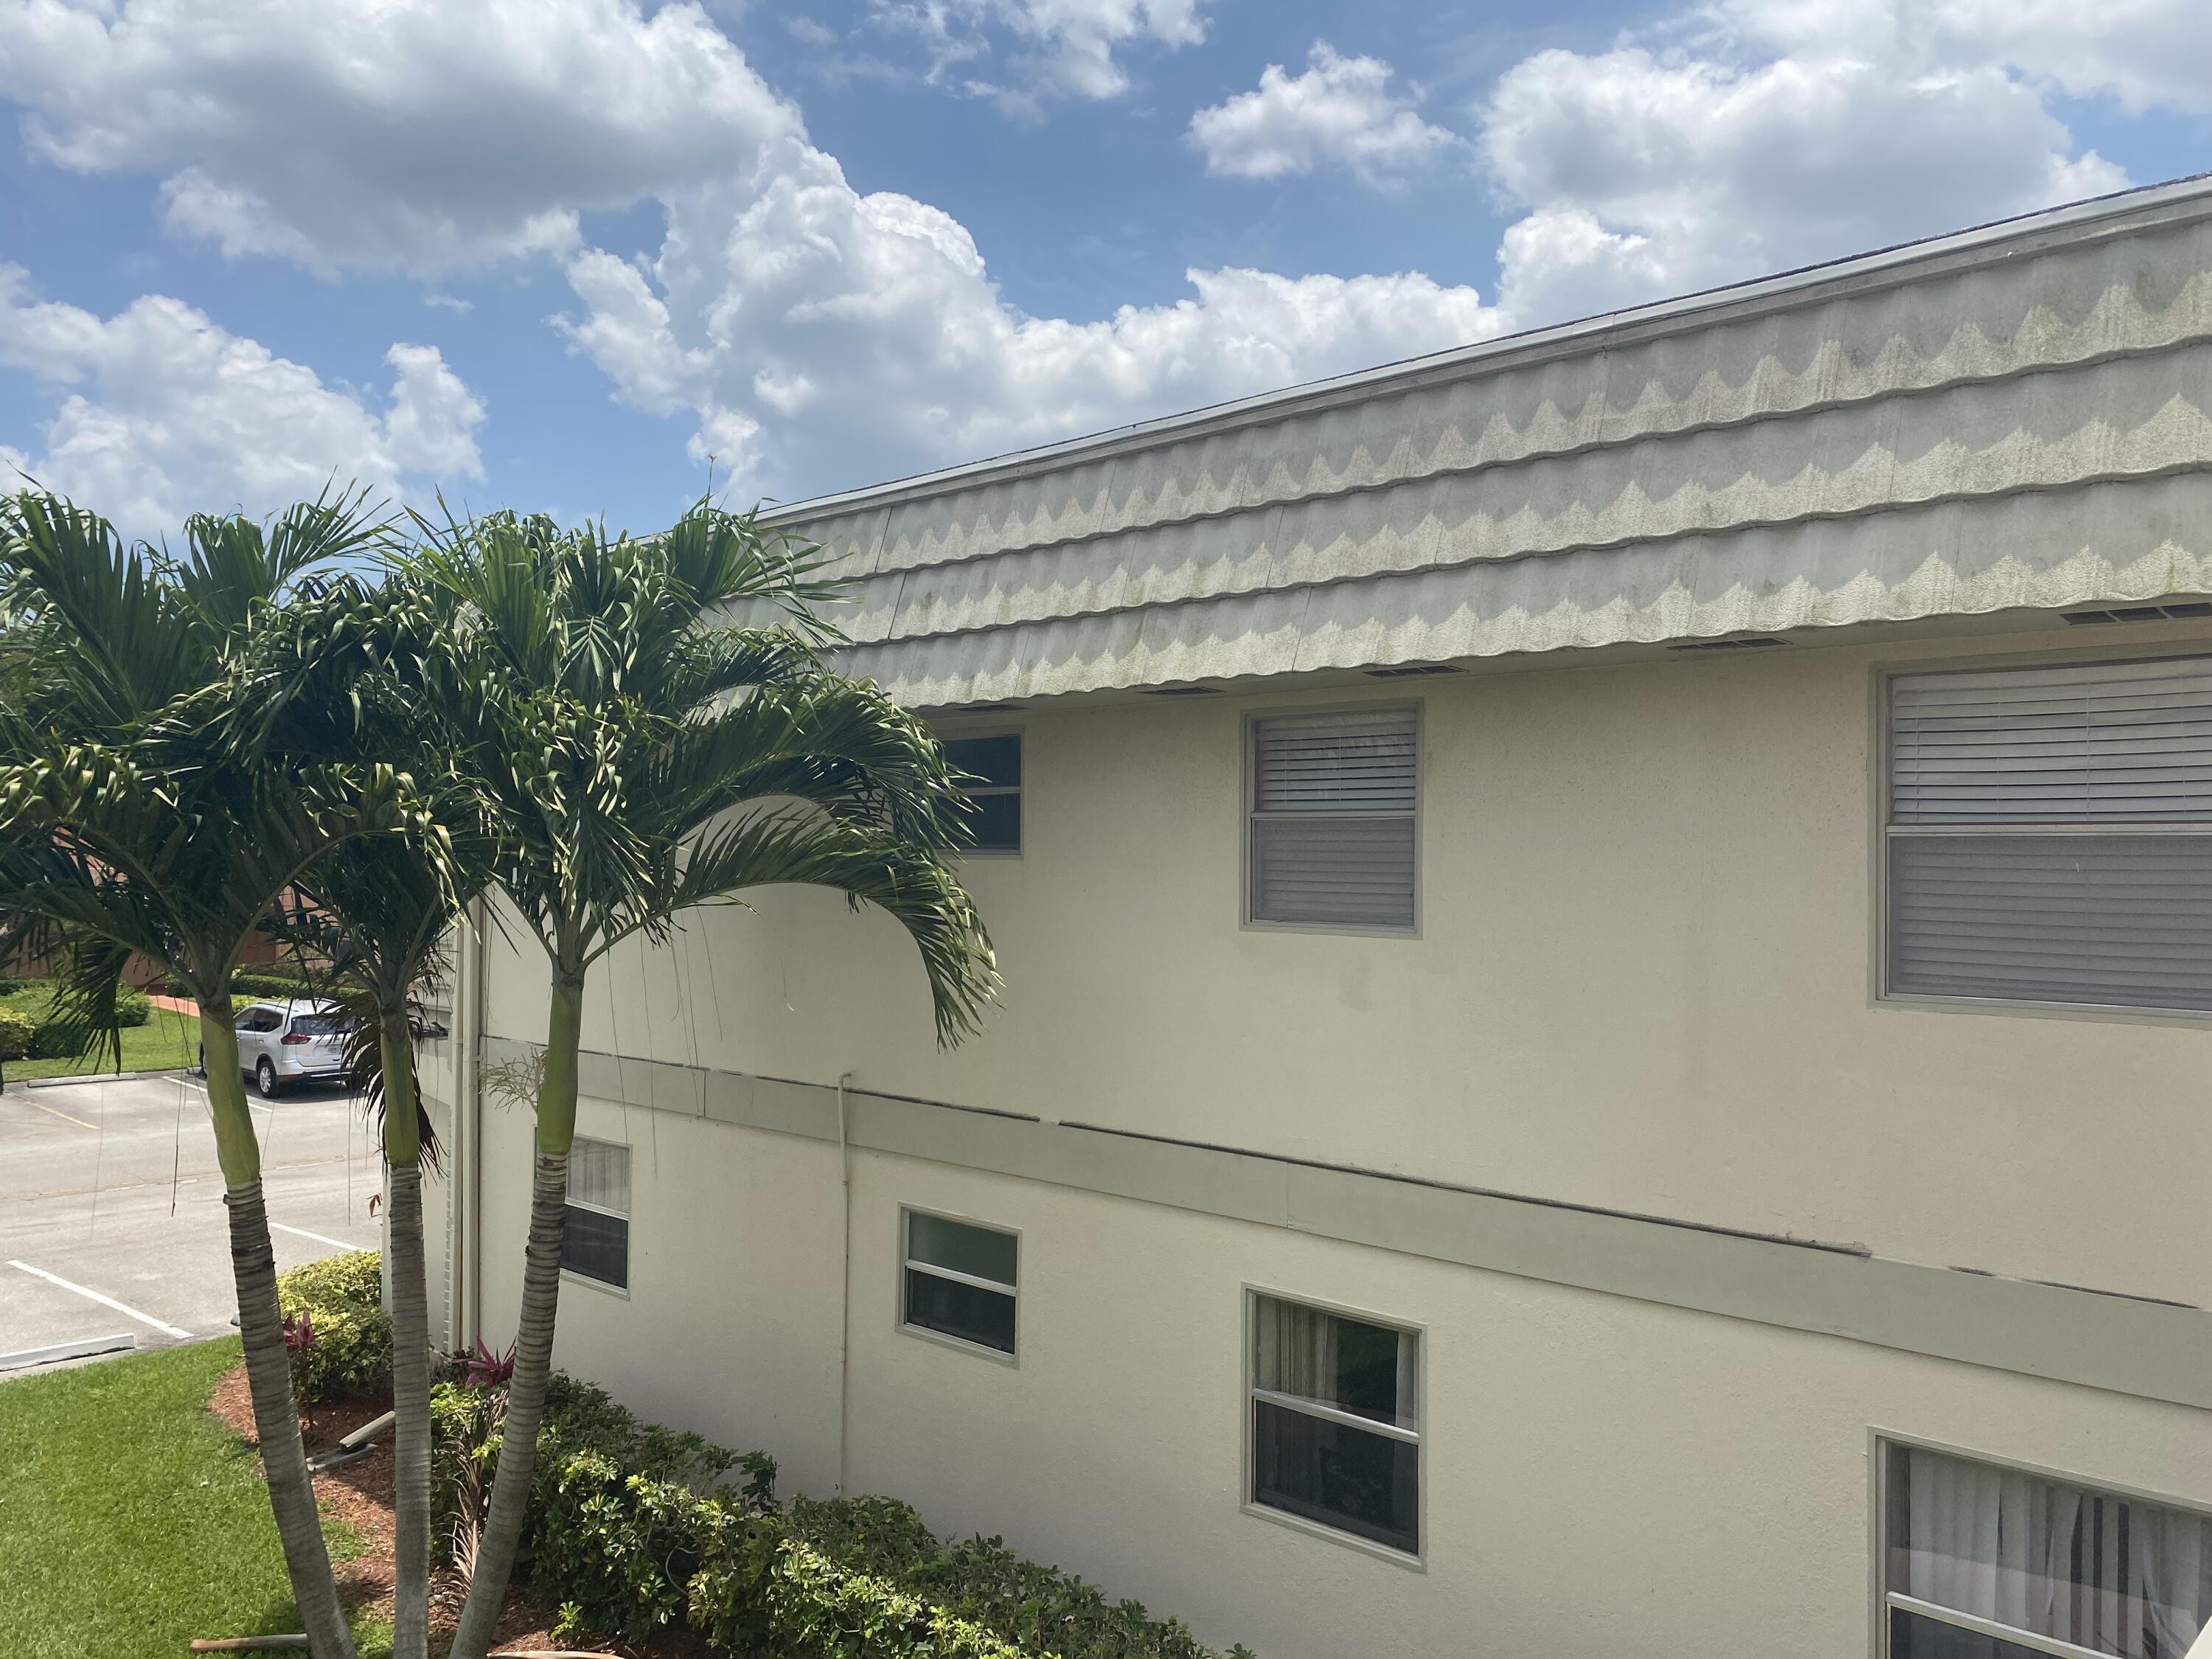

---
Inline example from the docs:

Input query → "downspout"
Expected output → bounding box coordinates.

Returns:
[442,914,467,1354]
[835,1071,854,1496]
[465,896,487,1352]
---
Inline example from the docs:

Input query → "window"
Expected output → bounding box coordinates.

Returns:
[241,1006,284,1033]
[944,734,1020,853]
[1881,1441,2212,1658]
[1887,655,2212,1012]
[902,1210,1017,1355]
[1247,1293,1419,1555]
[562,1138,630,1290]
[1249,708,1417,931]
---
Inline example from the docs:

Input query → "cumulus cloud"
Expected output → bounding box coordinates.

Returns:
[1721,0,2212,114]
[1477,15,2129,324]
[870,0,1206,108]
[0,0,802,275]
[554,139,1500,494]
[0,267,484,532]
[1188,42,1462,184]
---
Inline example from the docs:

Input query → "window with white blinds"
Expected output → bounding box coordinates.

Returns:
[1249,707,1418,931]
[562,1138,631,1290]
[1886,655,2212,1012]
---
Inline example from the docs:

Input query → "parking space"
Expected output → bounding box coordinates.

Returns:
[0,1071,384,1372]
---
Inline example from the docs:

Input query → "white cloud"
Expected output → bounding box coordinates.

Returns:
[1189,42,1462,184]
[870,0,1206,108]
[1720,0,2212,114]
[1477,21,2129,324]
[555,139,1500,495]
[0,267,484,532]
[0,0,802,275]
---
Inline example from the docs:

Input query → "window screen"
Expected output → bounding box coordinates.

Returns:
[1887,656,2212,1011]
[1882,1441,2212,1658]
[1248,1294,1419,1554]
[1250,708,1417,930]
[944,734,1021,853]
[902,1211,1017,1354]
[562,1138,630,1290]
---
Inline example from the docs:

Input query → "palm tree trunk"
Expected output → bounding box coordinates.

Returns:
[205,1009,359,1659]
[378,1009,434,1659]
[446,973,581,1659]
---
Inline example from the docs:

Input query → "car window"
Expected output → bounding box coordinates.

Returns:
[288,1014,346,1037]
[243,1007,283,1032]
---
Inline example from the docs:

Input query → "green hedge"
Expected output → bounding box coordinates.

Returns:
[0,980,154,1060]
[435,1373,1250,1659]
[230,970,324,1001]
[275,1249,389,1402]
[0,1006,34,1064]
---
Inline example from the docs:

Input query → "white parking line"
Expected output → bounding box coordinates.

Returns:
[7,1259,192,1340]
[268,1220,360,1251]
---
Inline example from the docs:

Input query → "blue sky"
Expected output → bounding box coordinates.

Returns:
[0,0,2207,535]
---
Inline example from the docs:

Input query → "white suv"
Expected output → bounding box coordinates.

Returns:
[229,1000,352,1097]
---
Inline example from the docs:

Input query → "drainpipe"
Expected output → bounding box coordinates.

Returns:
[465,897,487,1352]
[835,1071,854,1495]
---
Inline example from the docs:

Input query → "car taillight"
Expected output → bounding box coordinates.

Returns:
[281,1032,312,1045]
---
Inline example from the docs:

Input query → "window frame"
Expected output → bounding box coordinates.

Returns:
[1240,700,1424,939]
[939,727,1023,858]
[560,1134,631,1299]
[1872,646,2212,1027]
[1239,1284,1427,1569]
[1865,1428,2212,1659]
[897,1205,1020,1366]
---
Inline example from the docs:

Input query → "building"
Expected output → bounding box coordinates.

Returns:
[419,176,2212,1659]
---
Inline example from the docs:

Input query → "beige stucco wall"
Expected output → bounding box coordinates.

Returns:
[456,1098,2212,1659]
[492,619,2212,1310]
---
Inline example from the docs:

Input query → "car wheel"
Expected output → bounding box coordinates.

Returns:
[255,1057,282,1099]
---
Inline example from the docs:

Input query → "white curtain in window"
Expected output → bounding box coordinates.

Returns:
[1903,1448,2212,1657]
[1253,1298,1338,1403]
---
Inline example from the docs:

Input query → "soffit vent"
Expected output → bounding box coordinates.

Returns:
[1667,636,1791,652]
[2062,602,2212,625]
[1363,664,1464,679]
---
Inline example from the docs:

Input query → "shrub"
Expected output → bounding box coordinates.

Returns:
[232,970,323,1001]
[432,1369,1251,1658]
[0,1006,34,1067]
[275,1249,389,1401]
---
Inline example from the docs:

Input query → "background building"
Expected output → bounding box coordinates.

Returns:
[420,177,2212,1659]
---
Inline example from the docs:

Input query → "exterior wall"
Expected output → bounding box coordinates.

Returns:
[462,1099,2212,1659]
[503,621,2212,1310]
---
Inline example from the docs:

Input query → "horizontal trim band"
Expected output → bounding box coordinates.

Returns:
[492,1037,2212,1413]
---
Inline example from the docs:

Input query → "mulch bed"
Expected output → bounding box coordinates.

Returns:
[206,1365,713,1658]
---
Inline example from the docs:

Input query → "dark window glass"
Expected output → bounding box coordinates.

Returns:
[966,791,1021,852]
[562,1206,628,1289]
[945,734,1020,789]
[905,1267,1015,1353]
[908,1213,1017,1285]
[289,1014,347,1037]
[1252,1399,1417,1554]
[1888,1608,2042,1659]
[944,735,1021,852]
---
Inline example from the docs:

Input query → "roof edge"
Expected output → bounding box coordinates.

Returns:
[761,171,2212,529]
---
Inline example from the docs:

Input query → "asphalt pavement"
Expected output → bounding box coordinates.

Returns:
[0,1069,384,1374]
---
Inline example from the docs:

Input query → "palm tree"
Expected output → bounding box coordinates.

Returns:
[0,490,430,1659]
[240,583,493,1659]
[395,504,1001,1659]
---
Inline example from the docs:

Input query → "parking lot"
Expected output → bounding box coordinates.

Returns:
[0,1070,383,1372]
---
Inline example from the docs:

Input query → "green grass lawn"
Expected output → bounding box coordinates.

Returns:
[0,1339,390,1659]
[2,996,201,1082]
